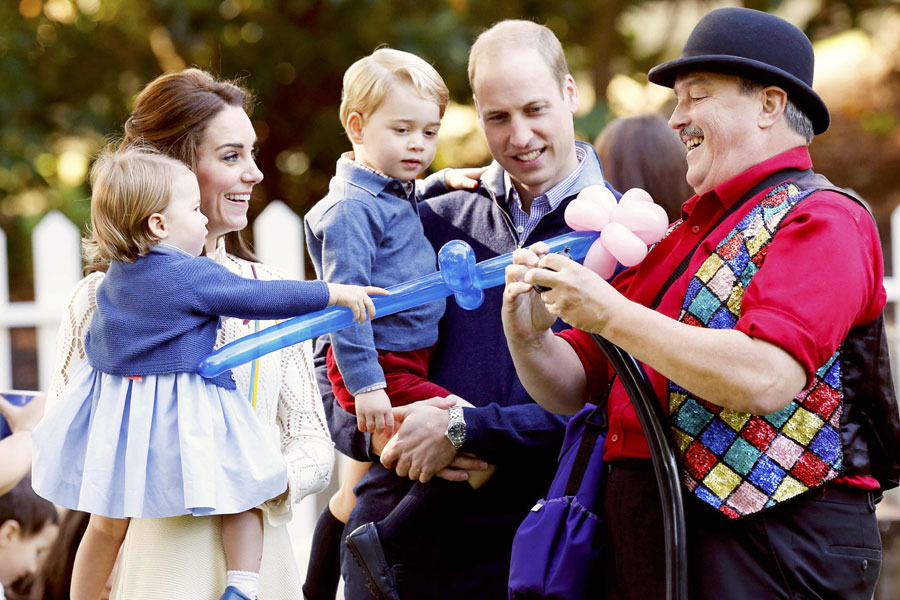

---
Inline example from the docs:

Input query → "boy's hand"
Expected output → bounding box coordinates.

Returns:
[355,388,394,436]
[326,283,388,323]
[444,166,488,190]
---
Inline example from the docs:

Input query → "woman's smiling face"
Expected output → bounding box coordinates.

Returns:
[194,104,264,249]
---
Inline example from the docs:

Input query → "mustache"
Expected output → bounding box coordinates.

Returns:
[680,126,704,138]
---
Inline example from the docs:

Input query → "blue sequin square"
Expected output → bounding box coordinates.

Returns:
[740,261,759,286]
[700,419,737,454]
[684,278,703,306]
[748,456,786,495]
[726,247,749,273]
[810,426,841,465]
[673,399,715,436]
[709,306,738,330]
[736,206,761,230]
[694,486,723,508]
[764,401,797,428]
[688,287,720,323]
[823,359,841,389]
[723,438,762,476]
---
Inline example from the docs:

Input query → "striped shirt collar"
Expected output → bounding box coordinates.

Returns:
[342,152,415,198]
[504,144,587,239]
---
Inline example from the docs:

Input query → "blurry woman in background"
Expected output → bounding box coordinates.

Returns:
[594,113,693,222]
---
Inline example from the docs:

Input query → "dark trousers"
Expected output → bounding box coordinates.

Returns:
[604,461,882,600]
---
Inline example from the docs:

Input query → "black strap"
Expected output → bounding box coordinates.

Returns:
[647,168,810,311]
[564,405,606,497]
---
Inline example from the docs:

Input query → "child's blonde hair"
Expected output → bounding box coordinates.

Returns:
[339,47,449,132]
[83,145,191,265]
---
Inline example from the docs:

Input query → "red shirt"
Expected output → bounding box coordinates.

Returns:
[560,147,885,476]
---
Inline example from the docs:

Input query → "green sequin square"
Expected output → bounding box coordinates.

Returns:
[723,437,761,476]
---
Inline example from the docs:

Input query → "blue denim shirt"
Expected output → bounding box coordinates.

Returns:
[304,155,445,395]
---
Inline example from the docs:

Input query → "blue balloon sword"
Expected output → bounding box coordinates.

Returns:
[196,231,599,377]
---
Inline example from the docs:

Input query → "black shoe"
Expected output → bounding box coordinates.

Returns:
[345,522,401,600]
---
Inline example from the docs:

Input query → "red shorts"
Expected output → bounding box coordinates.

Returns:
[325,345,451,414]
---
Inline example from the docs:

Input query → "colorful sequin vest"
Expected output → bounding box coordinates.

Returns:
[668,181,843,519]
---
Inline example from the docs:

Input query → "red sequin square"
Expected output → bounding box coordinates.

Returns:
[718,234,743,261]
[762,189,788,207]
[803,383,840,419]
[741,416,776,451]
[719,505,740,519]
[685,442,717,479]
[751,245,768,267]
[791,451,829,486]
[683,313,704,328]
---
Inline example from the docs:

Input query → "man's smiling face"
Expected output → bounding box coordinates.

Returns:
[668,72,763,195]
[472,46,579,203]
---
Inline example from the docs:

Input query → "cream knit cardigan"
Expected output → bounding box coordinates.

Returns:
[48,241,334,600]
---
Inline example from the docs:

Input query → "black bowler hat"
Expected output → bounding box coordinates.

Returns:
[648,7,829,135]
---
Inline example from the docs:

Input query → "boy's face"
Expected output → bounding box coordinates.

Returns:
[0,521,58,585]
[351,80,441,181]
[158,169,209,256]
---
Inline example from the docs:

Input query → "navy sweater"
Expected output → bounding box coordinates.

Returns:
[86,244,330,389]
[318,142,619,598]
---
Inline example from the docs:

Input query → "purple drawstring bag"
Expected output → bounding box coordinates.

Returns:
[508,403,606,599]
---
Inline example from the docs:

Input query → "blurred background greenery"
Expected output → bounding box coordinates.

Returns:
[1,0,899,297]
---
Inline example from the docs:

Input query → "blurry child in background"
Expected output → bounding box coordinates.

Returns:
[0,477,59,600]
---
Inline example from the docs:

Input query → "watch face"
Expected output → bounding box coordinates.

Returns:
[448,422,465,446]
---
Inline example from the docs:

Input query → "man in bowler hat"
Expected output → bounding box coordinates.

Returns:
[502,7,900,599]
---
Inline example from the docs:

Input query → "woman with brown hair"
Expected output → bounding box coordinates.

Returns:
[48,68,334,600]
[594,113,693,223]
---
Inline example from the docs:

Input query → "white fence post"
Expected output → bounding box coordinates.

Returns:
[254,201,305,280]
[33,211,82,390]
[0,227,11,389]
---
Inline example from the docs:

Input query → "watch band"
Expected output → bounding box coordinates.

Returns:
[445,405,466,451]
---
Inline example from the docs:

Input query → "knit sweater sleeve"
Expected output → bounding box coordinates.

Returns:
[174,256,330,320]
[47,272,104,411]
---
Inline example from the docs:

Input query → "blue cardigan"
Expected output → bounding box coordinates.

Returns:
[86,244,330,389]
[319,141,620,598]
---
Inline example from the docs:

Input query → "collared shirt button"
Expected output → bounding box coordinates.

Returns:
[230,373,236,381]
[517,225,525,233]
[691,225,700,234]
[610,434,619,442]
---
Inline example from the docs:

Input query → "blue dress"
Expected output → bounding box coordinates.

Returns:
[32,244,331,519]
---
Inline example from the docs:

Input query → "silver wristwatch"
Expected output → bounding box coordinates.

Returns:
[445,406,466,451]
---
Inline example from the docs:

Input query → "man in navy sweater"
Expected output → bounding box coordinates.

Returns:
[314,20,618,599]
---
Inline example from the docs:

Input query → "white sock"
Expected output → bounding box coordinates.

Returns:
[226,570,259,600]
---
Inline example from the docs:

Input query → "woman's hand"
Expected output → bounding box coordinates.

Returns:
[326,283,388,323]
[0,392,45,433]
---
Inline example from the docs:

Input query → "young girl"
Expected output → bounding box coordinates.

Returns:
[31,146,382,600]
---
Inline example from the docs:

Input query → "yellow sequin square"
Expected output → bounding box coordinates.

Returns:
[745,228,771,256]
[719,408,751,431]
[696,254,724,283]
[773,476,808,502]
[673,429,693,457]
[669,391,688,413]
[783,408,824,445]
[726,284,745,317]
[703,463,742,499]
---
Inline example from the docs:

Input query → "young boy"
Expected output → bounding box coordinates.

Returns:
[304,48,465,600]
[0,476,60,598]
